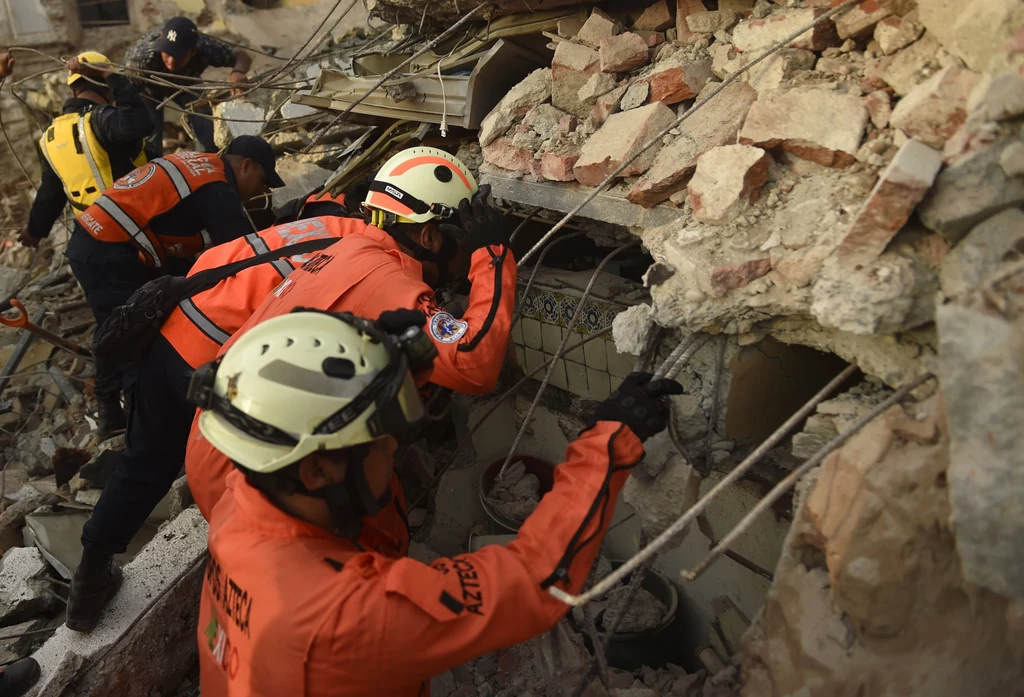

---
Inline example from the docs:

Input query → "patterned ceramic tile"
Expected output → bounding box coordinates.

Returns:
[540,291,561,324]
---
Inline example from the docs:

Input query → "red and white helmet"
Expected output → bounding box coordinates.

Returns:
[363,147,478,225]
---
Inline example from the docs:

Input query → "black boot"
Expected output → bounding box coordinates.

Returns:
[96,396,126,439]
[0,658,40,697]
[66,549,123,633]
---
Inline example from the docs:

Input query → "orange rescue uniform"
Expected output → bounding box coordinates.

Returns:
[76,151,229,268]
[159,215,360,369]
[186,226,516,518]
[196,421,642,697]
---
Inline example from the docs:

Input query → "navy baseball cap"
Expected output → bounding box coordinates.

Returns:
[155,17,198,59]
[226,135,286,188]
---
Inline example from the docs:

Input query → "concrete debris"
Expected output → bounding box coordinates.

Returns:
[916,0,1024,74]
[592,85,629,126]
[634,0,674,33]
[574,102,676,185]
[524,103,570,141]
[966,71,1024,122]
[620,81,651,111]
[743,49,817,95]
[732,8,840,53]
[579,73,620,105]
[874,10,924,55]
[0,547,60,625]
[919,137,1024,243]
[688,145,771,225]
[642,53,714,105]
[738,87,868,168]
[863,89,893,129]
[939,208,1024,301]
[889,66,982,148]
[1000,141,1024,178]
[578,8,621,50]
[686,11,742,35]
[835,139,944,267]
[676,0,710,44]
[480,68,553,146]
[623,447,700,545]
[553,42,602,118]
[611,304,655,356]
[835,1,890,39]
[629,82,757,207]
[600,33,652,73]
[709,258,773,297]
[212,101,267,149]
[270,158,332,209]
[487,460,541,523]
[601,586,667,633]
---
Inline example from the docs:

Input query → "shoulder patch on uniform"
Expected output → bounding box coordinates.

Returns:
[429,312,468,344]
[113,163,157,190]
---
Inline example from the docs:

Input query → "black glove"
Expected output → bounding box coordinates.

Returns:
[438,184,509,252]
[377,308,427,335]
[590,372,684,442]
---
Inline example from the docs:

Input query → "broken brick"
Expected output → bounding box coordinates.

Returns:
[873,10,923,55]
[688,144,771,224]
[634,0,674,32]
[890,66,982,149]
[556,113,579,138]
[481,137,535,175]
[552,42,601,118]
[710,258,772,297]
[574,102,676,186]
[591,85,628,125]
[739,87,868,168]
[629,81,757,207]
[864,89,893,129]
[732,9,840,53]
[577,8,620,49]
[686,10,741,34]
[835,139,944,267]
[643,54,714,105]
[599,33,651,73]
[635,30,666,47]
[540,149,582,182]
[743,48,816,95]
[675,0,708,43]
[835,0,890,39]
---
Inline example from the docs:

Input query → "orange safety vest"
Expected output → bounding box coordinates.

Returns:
[76,151,228,268]
[301,190,347,216]
[159,216,363,370]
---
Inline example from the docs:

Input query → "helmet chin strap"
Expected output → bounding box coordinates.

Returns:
[378,221,459,286]
[313,459,393,540]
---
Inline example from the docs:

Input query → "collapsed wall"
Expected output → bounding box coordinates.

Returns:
[476,0,1024,690]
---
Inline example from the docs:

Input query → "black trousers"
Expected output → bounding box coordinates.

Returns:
[143,94,216,155]
[66,224,156,402]
[81,334,196,556]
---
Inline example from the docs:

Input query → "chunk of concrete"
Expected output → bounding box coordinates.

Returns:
[611,303,654,356]
[481,137,535,175]
[880,32,943,96]
[212,101,265,149]
[686,10,740,34]
[688,144,770,224]
[270,158,331,209]
[634,0,674,32]
[889,66,982,149]
[835,0,890,39]
[599,32,651,73]
[31,509,208,697]
[712,43,742,80]
[938,302,1024,599]
[623,451,701,546]
[0,267,29,302]
[577,8,620,49]
[939,209,1024,301]
[643,53,714,105]
[629,81,757,207]
[676,0,709,44]
[574,102,676,186]
[578,72,618,103]
[523,102,568,141]
[732,8,840,53]
[709,257,772,297]
[0,547,60,625]
[966,72,1024,122]
[478,67,552,146]
[873,10,924,55]
[919,137,1024,243]
[620,81,650,111]
[917,0,1024,74]
[743,48,816,95]
[864,89,893,128]
[1001,141,1024,178]
[552,42,601,118]
[591,84,628,125]
[739,87,868,168]
[835,139,943,267]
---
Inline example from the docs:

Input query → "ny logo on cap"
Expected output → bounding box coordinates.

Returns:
[167,29,178,41]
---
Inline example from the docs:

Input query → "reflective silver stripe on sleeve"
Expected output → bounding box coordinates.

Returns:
[94,195,162,268]
[154,157,191,199]
[245,233,293,279]
[201,229,212,247]
[78,114,108,191]
[179,298,231,344]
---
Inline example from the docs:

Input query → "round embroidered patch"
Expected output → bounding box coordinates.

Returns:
[113,163,157,190]
[429,312,469,344]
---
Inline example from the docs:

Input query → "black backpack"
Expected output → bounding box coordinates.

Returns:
[93,236,338,364]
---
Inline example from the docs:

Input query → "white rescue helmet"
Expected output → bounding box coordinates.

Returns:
[363,146,478,226]
[193,311,427,474]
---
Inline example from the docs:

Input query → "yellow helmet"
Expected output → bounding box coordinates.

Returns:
[191,310,432,474]
[363,146,478,227]
[67,51,110,88]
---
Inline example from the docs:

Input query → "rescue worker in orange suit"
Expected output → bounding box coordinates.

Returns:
[69,135,283,436]
[64,207,343,634]
[186,308,683,697]
[184,146,517,518]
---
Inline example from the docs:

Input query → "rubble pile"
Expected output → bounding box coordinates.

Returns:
[480,0,1024,391]
[486,459,542,523]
